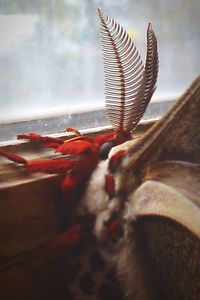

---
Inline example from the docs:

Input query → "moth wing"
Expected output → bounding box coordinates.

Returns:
[123,76,200,170]
[143,160,200,208]
[126,178,200,299]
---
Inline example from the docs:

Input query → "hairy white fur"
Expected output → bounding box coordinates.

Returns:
[81,160,109,214]
[80,142,152,299]
[81,156,124,240]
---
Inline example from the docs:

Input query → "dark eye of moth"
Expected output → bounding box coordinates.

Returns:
[100,142,115,160]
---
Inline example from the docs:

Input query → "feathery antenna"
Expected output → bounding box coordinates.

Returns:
[98,9,159,132]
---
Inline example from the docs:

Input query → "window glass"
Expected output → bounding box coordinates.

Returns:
[0,0,199,140]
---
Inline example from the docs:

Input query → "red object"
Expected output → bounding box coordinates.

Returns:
[0,129,129,204]
[26,158,75,174]
[93,131,116,146]
[65,127,81,136]
[0,149,27,165]
[17,133,63,145]
[56,139,97,156]
[62,173,78,193]
[46,224,84,257]
[109,150,126,172]
[105,174,115,198]
[106,218,123,241]
[93,130,131,147]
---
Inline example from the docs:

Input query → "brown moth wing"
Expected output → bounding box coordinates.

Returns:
[125,180,200,300]
[122,75,200,171]
[117,77,200,299]
[108,76,200,299]
[143,160,200,208]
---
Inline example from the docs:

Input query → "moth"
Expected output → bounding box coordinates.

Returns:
[0,9,200,300]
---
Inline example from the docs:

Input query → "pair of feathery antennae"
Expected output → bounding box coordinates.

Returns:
[98,9,159,132]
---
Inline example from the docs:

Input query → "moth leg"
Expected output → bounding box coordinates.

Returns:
[25,158,74,174]
[0,149,27,165]
[17,133,63,149]
[65,127,81,136]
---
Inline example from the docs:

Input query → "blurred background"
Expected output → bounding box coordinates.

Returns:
[0,0,199,139]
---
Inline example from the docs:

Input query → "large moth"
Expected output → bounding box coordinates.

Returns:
[0,9,200,300]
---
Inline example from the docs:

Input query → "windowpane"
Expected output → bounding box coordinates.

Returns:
[0,1,199,140]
